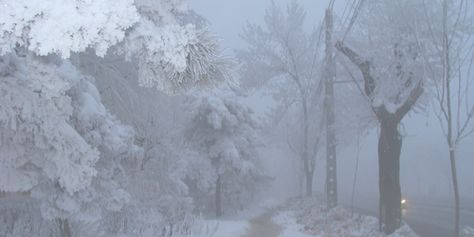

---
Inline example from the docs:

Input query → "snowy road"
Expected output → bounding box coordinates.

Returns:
[347,197,474,237]
[404,204,474,237]
[240,208,317,237]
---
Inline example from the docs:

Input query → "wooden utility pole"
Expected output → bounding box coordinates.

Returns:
[324,6,338,209]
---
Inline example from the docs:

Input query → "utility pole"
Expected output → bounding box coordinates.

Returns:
[324,5,338,209]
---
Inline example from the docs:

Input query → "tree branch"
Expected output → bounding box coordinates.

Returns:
[335,41,376,97]
[286,132,301,158]
[395,81,424,121]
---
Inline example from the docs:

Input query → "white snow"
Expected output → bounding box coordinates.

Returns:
[464,227,474,237]
[0,0,138,57]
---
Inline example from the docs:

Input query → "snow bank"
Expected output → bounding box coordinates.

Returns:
[464,227,474,237]
[283,198,418,237]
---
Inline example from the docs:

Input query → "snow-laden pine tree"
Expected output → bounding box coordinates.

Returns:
[68,28,219,237]
[0,51,140,237]
[187,93,264,217]
[121,0,228,94]
[1,0,226,93]
[0,0,138,58]
[1,0,227,236]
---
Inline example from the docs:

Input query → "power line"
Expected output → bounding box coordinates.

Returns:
[342,0,365,41]
[328,0,336,10]
[338,0,358,34]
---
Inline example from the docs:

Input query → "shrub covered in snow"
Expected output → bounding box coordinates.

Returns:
[283,198,419,237]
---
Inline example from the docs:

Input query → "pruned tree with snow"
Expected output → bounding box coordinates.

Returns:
[335,0,428,234]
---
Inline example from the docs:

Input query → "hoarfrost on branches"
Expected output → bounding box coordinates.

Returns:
[187,93,265,214]
[1,0,228,94]
[0,0,139,58]
[122,0,228,94]
[341,0,428,114]
[0,51,138,227]
[0,53,99,196]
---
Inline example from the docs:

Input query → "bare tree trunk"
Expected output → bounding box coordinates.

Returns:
[305,170,314,197]
[442,1,460,235]
[449,149,460,237]
[351,133,361,216]
[324,8,338,209]
[215,174,222,217]
[57,218,72,237]
[378,113,402,234]
[302,96,313,197]
[303,152,314,197]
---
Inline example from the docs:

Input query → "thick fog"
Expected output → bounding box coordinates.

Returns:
[1,1,473,237]
[192,0,474,200]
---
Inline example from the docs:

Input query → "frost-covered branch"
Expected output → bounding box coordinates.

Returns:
[395,81,424,121]
[335,41,375,98]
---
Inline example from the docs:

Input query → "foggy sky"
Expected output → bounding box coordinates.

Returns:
[189,0,474,200]
[190,0,335,55]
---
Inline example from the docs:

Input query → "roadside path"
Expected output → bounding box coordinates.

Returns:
[241,209,282,237]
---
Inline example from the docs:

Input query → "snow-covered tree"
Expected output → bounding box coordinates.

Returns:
[121,0,228,94]
[69,42,217,236]
[238,1,325,197]
[101,140,205,237]
[1,0,227,93]
[0,0,138,58]
[0,51,139,237]
[418,1,474,236]
[0,53,98,197]
[187,93,264,217]
[65,64,141,236]
[335,0,429,233]
[1,1,228,235]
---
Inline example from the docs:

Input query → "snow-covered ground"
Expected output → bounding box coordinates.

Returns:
[100,200,473,237]
[196,198,421,237]
[464,227,474,237]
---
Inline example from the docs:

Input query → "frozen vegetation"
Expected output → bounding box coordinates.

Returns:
[276,199,418,237]
[1,0,474,237]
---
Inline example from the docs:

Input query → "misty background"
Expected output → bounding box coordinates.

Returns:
[191,0,474,201]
